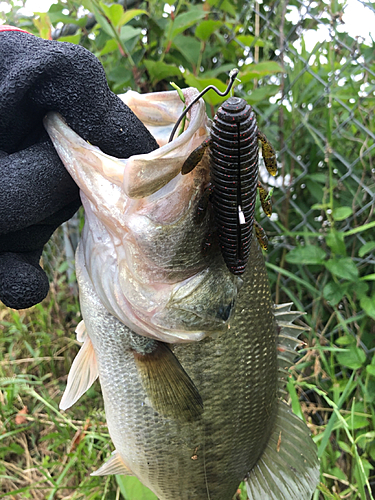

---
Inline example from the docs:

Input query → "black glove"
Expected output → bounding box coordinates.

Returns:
[0,30,158,309]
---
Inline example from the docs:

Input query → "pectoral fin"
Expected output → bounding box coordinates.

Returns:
[75,320,87,342]
[60,321,99,411]
[91,451,133,477]
[133,342,203,423]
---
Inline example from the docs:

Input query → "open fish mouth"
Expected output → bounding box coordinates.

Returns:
[44,88,242,344]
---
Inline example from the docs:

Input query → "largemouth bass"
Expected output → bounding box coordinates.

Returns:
[44,89,319,500]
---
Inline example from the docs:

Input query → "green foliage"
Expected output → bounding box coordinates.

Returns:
[3,0,280,106]
[1,0,375,498]
[116,476,158,500]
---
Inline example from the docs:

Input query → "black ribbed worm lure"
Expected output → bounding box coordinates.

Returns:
[169,70,277,276]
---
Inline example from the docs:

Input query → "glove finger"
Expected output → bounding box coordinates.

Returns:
[0,140,79,234]
[0,199,81,253]
[0,251,49,309]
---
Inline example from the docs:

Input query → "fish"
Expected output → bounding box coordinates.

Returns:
[44,88,319,500]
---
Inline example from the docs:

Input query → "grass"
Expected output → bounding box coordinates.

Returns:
[0,239,116,499]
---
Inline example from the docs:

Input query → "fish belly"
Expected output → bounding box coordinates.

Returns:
[77,238,277,500]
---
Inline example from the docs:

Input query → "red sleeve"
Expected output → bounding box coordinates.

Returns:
[0,25,31,34]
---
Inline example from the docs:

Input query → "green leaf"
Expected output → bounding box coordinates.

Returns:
[48,9,81,25]
[171,8,206,39]
[366,365,375,377]
[240,61,282,82]
[316,372,356,458]
[360,295,375,320]
[172,35,201,67]
[311,203,325,210]
[99,38,118,56]
[323,281,345,306]
[336,346,366,370]
[107,66,132,85]
[144,60,181,83]
[344,415,369,430]
[285,245,326,265]
[325,257,359,281]
[329,467,347,481]
[359,241,375,258]
[236,482,250,500]
[305,180,324,202]
[120,25,142,43]
[118,9,148,28]
[48,3,63,12]
[7,442,25,455]
[326,229,346,255]
[58,34,81,44]
[355,431,375,446]
[203,63,237,79]
[338,440,352,454]
[352,281,369,298]
[361,273,375,281]
[207,0,236,16]
[116,476,158,500]
[332,206,353,221]
[336,335,354,346]
[365,378,375,405]
[85,0,114,38]
[245,85,280,104]
[236,34,264,47]
[354,457,372,485]
[77,16,89,28]
[195,20,222,41]
[99,2,124,27]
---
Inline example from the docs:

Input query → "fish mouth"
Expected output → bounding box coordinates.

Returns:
[45,89,242,344]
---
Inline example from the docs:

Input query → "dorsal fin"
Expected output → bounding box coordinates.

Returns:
[275,303,309,396]
[60,321,99,410]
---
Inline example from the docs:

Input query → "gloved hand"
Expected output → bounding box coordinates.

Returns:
[0,28,158,309]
